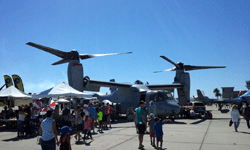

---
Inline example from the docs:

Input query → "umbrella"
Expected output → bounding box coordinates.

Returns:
[55,99,70,103]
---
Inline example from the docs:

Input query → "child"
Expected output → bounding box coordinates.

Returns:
[148,113,156,147]
[58,126,72,150]
[97,108,103,132]
[74,105,83,141]
[153,117,172,150]
[83,114,93,143]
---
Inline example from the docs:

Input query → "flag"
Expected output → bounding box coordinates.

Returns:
[34,101,43,115]
[4,75,13,88]
[12,74,24,92]
[49,100,56,110]
[238,89,243,97]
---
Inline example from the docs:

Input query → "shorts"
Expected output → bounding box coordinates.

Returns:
[77,124,83,130]
[103,115,107,122]
[98,120,102,125]
[156,136,163,142]
[41,138,56,150]
[90,118,95,126]
[150,131,156,137]
[136,124,146,134]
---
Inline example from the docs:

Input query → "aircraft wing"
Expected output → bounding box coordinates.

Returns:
[146,83,183,91]
[83,79,132,92]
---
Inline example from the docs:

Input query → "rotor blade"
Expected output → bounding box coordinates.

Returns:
[160,56,178,67]
[52,59,70,65]
[79,52,132,60]
[26,42,66,58]
[184,65,226,71]
[154,67,176,73]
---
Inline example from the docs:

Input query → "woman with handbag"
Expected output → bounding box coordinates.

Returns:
[231,105,240,132]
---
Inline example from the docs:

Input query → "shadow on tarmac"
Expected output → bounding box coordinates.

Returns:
[190,119,206,125]
[2,135,35,142]
[221,109,230,113]
[238,131,250,135]
[169,121,187,125]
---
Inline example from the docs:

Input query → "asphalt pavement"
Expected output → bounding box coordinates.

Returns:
[0,105,250,150]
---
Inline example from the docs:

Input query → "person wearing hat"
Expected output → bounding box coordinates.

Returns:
[136,101,147,149]
[153,117,172,150]
[58,126,72,150]
[38,110,58,150]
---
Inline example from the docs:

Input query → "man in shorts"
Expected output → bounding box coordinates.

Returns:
[136,101,147,149]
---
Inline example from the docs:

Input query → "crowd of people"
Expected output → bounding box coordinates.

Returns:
[38,101,119,150]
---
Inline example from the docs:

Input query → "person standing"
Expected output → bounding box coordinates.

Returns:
[62,104,71,126]
[148,113,156,147]
[243,103,250,128]
[17,108,26,137]
[74,105,83,141]
[107,103,113,128]
[136,101,147,149]
[38,110,58,150]
[88,103,97,133]
[57,126,72,150]
[153,117,172,150]
[231,105,240,132]
[101,102,108,129]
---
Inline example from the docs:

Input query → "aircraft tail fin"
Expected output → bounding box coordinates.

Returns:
[197,89,205,101]
[12,75,25,92]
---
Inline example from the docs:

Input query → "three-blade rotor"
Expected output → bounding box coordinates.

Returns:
[154,56,226,73]
[26,42,132,65]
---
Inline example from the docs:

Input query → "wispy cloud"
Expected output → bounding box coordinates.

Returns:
[25,80,58,94]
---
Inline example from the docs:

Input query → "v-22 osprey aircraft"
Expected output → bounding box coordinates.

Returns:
[27,42,225,120]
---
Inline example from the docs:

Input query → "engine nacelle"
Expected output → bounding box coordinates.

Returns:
[68,60,83,91]
[177,72,190,105]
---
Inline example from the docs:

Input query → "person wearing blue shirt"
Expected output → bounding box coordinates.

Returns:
[88,103,97,133]
[38,110,58,150]
[153,117,172,150]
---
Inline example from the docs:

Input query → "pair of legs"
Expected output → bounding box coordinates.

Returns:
[156,136,163,150]
[90,118,95,133]
[74,124,83,141]
[137,124,146,149]
[83,129,93,142]
[234,121,240,132]
[107,114,111,128]
[98,120,103,132]
[150,132,156,146]
[245,118,250,128]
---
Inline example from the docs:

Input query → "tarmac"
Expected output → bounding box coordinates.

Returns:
[0,105,250,150]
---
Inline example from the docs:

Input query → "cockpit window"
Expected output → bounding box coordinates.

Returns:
[150,94,157,102]
[156,91,173,101]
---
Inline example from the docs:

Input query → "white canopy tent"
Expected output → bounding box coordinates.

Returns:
[32,82,92,99]
[0,86,32,99]
[0,86,32,107]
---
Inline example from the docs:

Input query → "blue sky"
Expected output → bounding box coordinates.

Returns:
[0,0,249,98]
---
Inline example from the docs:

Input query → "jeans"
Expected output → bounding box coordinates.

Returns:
[41,138,56,150]
[234,121,240,130]
[246,118,250,128]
